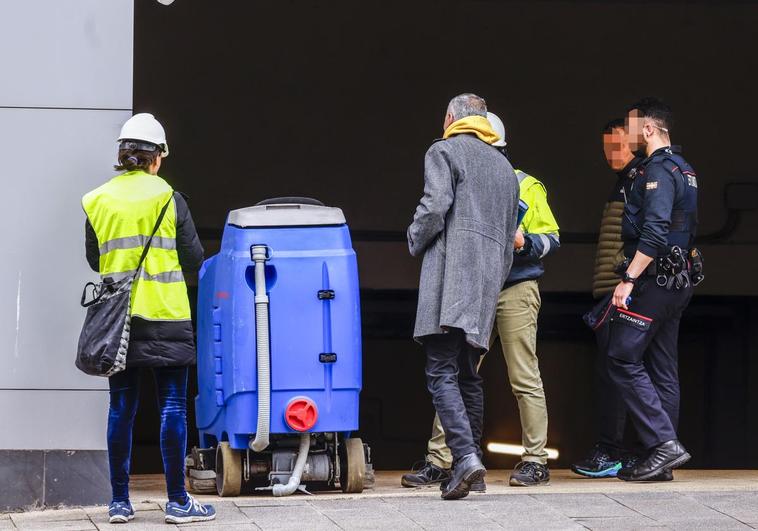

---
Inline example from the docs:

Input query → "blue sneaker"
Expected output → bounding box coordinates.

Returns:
[165,494,216,524]
[571,443,622,478]
[108,501,135,524]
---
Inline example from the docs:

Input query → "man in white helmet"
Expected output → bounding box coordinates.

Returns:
[402,111,560,489]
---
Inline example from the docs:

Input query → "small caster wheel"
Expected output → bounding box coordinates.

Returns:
[339,437,365,493]
[215,441,242,496]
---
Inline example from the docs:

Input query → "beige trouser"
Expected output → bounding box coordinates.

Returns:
[426,280,549,467]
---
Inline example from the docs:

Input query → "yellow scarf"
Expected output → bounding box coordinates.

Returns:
[442,115,501,145]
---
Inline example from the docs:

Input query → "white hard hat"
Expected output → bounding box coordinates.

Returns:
[487,112,507,147]
[118,113,169,157]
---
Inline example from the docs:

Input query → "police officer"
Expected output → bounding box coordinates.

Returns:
[607,98,697,481]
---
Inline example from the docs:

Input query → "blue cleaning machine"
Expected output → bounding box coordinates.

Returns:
[187,198,372,497]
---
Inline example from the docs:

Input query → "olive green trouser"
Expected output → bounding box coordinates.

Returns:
[426,280,549,467]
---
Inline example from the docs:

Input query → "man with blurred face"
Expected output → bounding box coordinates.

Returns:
[571,119,651,479]
[596,120,641,298]
[603,122,635,172]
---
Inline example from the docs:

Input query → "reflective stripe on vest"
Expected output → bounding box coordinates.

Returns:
[99,235,177,254]
[82,171,191,321]
[107,269,186,283]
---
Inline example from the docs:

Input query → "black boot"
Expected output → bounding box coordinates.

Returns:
[470,479,487,492]
[621,469,673,481]
[653,469,674,481]
[440,453,486,500]
[618,440,689,481]
[440,478,486,493]
[401,460,451,488]
[617,454,673,481]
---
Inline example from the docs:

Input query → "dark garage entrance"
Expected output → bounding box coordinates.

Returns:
[127,0,758,473]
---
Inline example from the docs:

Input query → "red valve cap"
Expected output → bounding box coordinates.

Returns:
[285,397,318,432]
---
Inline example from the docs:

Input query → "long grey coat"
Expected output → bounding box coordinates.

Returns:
[408,134,520,350]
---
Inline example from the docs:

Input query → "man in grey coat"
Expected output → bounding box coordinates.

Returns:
[408,93,520,500]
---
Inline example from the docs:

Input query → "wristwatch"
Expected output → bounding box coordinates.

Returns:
[622,272,638,285]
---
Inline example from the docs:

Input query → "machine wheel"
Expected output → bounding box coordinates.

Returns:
[339,437,365,493]
[215,442,242,497]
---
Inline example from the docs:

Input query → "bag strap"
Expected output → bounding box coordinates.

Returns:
[133,194,173,279]
[81,282,100,307]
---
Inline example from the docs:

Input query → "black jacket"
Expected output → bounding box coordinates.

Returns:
[85,191,204,368]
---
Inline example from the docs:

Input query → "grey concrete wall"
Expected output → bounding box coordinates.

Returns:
[0,0,133,508]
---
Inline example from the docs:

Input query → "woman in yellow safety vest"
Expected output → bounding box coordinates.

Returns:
[82,113,215,525]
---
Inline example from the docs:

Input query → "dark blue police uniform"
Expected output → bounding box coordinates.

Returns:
[606,145,698,450]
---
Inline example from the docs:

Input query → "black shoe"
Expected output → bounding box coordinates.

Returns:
[509,461,550,486]
[620,452,640,470]
[614,453,638,479]
[570,443,622,478]
[440,453,486,500]
[652,469,674,481]
[401,460,451,488]
[440,478,486,493]
[618,440,690,481]
[618,465,674,482]
[470,479,486,493]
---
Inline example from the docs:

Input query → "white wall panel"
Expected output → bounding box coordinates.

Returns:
[0,0,133,109]
[0,0,132,455]
[0,108,132,389]
[0,390,108,450]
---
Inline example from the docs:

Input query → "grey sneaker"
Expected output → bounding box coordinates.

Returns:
[509,461,550,486]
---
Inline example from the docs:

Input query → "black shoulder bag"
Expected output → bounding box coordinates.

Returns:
[76,197,172,377]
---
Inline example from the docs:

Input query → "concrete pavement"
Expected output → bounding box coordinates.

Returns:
[3,470,758,530]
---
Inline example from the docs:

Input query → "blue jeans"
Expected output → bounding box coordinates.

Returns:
[108,366,188,504]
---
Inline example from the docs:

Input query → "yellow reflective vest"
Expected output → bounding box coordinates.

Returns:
[82,171,191,322]
[516,170,560,235]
